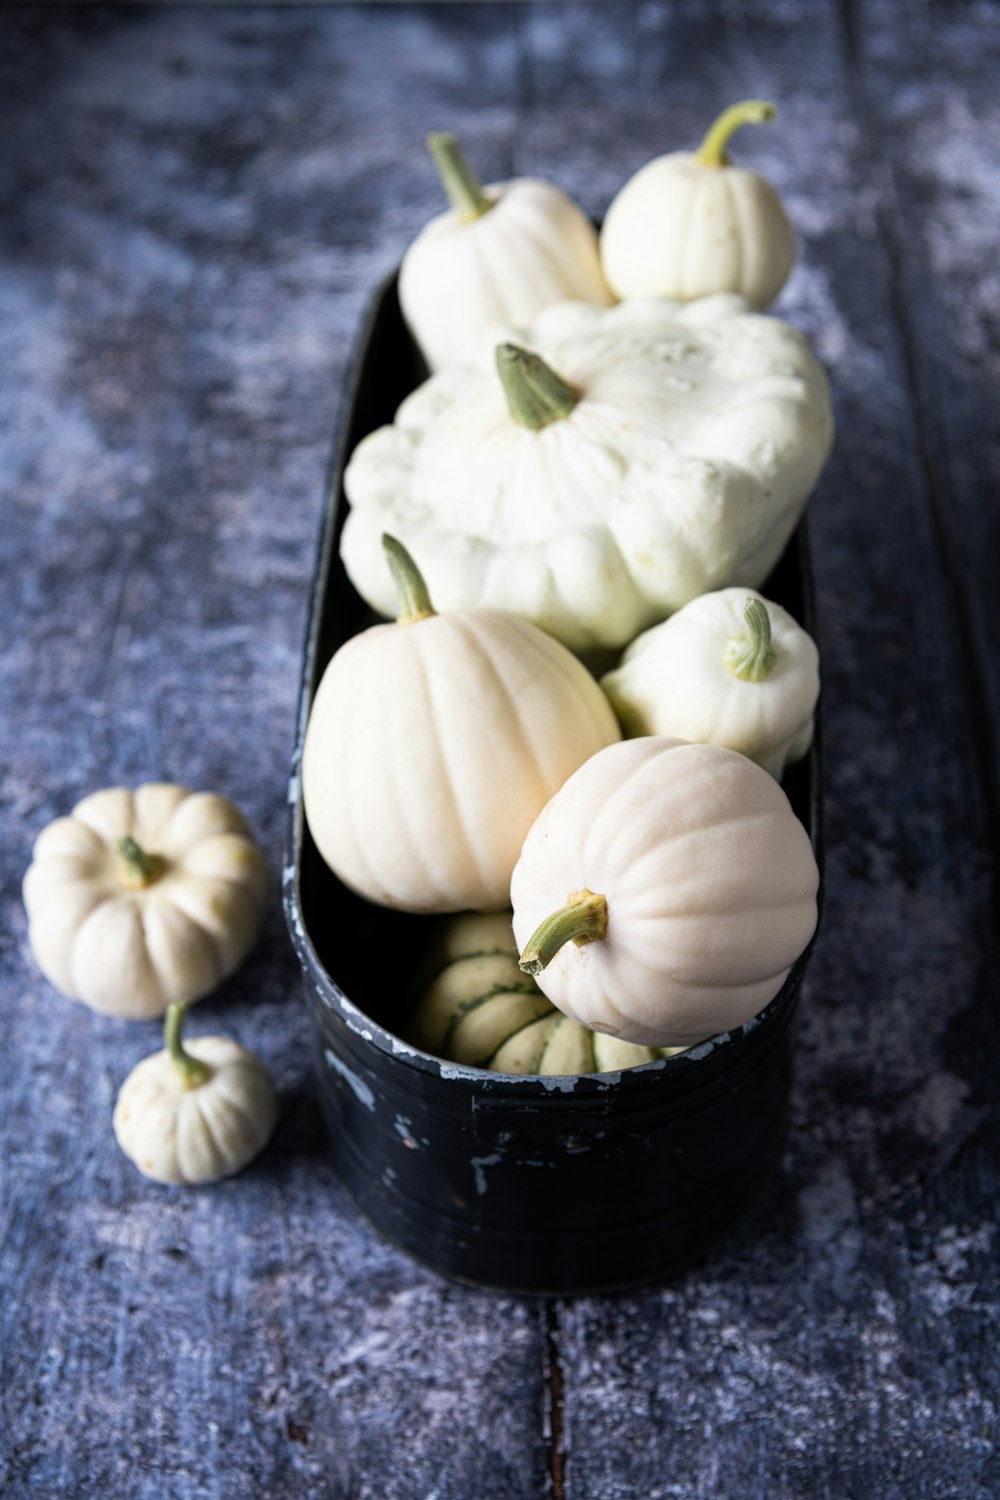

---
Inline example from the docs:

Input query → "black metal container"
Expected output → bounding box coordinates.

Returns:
[283,275,823,1295]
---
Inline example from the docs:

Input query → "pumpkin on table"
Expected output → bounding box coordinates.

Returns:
[23,784,269,1019]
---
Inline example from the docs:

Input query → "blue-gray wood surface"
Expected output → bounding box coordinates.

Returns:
[1,3,998,1497]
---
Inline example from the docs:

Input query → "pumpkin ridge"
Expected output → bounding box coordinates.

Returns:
[440,980,542,1055]
[381,640,454,906]
[451,611,551,805]
[488,611,615,753]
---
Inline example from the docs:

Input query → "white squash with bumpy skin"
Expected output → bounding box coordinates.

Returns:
[341,296,833,651]
[600,588,819,779]
[511,738,819,1049]
[601,100,795,309]
[302,537,620,914]
[114,1002,278,1185]
[399,133,613,373]
[23,785,269,1020]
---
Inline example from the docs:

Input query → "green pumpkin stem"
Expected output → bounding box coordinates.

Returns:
[724,598,777,682]
[496,343,579,431]
[164,1001,211,1091]
[382,534,437,624]
[116,835,163,890]
[696,99,777,168]
[519,890,609,977]
[427,133,493,222]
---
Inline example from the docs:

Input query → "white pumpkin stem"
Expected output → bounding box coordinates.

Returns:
[427,133,493,223]
[696,100,777,168]
[382,534,437,624]
[116,834,164,890]
[724,598,777,682]
[519,889,609,976]
[164,1001,211,1091]
[496,343,579,431]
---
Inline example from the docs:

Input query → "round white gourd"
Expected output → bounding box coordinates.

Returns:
[511,738,819,1049]
[301,538,620,913]
[23,784,269,1020]
[601,100,795,309]
[600,588,819,779]
[114,1002,278,1185]
[399,133,613,373]
[341,297,833,652]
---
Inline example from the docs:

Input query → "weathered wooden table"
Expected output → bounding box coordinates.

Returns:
[2,5,997,1497]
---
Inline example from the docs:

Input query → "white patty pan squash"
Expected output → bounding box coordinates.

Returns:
[408,912,676,1075]
[341,295,833,652]
[511,738,819,1049]
[114,1002,279,1185]
[23,785,269,1020]
[301,537,620,914]
[399,132,613,373]
[601,100,795,309]
[600,588,820,779]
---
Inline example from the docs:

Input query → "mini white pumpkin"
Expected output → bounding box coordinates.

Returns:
[23,784,269,1020]
[511,738,819,1049]
[600,588,820,779]
[301,537,620,913]
[113,1001,279,1185]
[601,100,795,309]
[341,296,833,652]
[408,912,676,1075]
[399,132,613,372]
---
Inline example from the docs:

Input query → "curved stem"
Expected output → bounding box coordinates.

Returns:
[724,598,777,681]
[519,890,608,977]
[427,133,493,222]
[496,344,579,431]
[116,835,163,890]
[696,99,777,167]
[382,534,436,624]
[164,1002,211,1090]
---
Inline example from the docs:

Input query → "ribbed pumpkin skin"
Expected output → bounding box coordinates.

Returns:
[511,738,819,1049]
[301,611,620,913]
[399,178,614,372]
[407,913,669,1075]
[601,154,795,309]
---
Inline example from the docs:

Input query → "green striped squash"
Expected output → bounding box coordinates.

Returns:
[408,913,680,1076]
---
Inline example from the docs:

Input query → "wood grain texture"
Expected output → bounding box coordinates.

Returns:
[0,4,997,1498]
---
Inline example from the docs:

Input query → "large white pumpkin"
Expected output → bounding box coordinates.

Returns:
[302,537,620,913]
[511,738,819,1048]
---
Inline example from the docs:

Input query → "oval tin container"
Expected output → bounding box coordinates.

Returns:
[284,275,824,1295]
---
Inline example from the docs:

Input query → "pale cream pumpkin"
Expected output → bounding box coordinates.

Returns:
[600,588,820,779]
[399,132,613,372]
[302,538,620,913]
[113,1001,278,1185]
[23,784,269,1020]
[601,100,796,309]
[511,738,819,1049]
[341,296,833,651]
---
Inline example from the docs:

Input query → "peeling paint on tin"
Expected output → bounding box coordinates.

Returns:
[471,1153,502,1195]
[323,1047,375,1111]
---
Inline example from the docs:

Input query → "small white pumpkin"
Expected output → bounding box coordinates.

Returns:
[408,912,676,1075]
[23,784,269,1020]
[301,537,620,913]
[511,738,819,1049]
[341,296,833,652]
[600,588,819,779]
[113,1001,278,1185]
[601,100,795,309]
[399,132,613,372]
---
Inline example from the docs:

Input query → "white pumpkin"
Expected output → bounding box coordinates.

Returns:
[301,537,620,913]
[408,912,675,1075]
[511,738,819,1049]
[341,296,833,651]
[23,784,269,1020]
[399,132,613,372]
[601,100,795,309]
[600,588,819,779]
[114,1002,278,1185]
